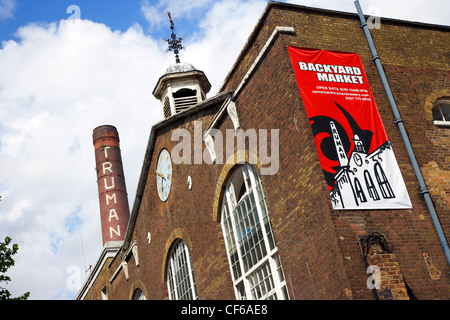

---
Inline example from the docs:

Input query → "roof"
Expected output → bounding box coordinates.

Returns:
[165,62,196,74]
[152,64,212,99]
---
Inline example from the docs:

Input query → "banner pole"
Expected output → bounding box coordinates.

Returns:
[354,0,450,266]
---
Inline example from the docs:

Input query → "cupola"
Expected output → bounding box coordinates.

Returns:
[153,61,211,118]
[152,12,211,119]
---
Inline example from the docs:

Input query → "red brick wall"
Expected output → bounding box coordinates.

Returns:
[218,3,449,300]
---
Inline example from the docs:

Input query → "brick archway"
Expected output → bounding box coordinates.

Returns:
[211,149,264,222]
[161,228,193,283]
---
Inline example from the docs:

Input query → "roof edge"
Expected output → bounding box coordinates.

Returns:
[218,0,449,93]
[74,241,122,300]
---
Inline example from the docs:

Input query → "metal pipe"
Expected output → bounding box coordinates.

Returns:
[354,0,450,266]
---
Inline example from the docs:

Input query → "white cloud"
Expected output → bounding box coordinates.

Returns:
[140,0,211,31]
[0,0,266,299]
[140,2,164,31]
[285,0,449,25]
[0,18,168,299]
[0,0,16,20]
[182,0,267,91]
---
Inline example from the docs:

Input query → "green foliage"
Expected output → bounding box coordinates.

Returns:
[0,236,30,300]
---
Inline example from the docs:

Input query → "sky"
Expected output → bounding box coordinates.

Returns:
[0,0,448,300]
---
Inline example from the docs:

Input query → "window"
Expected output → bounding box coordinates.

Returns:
[374,163,395,199]
[166,240,197,300]
[354,178,367,203]
[364,170,380,201]
[221,164,289,300]
[132,288,146,300]
[432,99,450,127]
[101,285,108,300]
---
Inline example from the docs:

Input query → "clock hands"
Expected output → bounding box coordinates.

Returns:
[157,170,167,197]
[156,149,172,201]
[156,170,166,180]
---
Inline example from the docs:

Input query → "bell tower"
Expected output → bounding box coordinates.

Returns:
[152,12,211,119]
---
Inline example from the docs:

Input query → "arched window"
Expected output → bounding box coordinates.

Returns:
[132,288,146,300]
[432,98,450,126]
[374,163,395,199]
[354,177,367,203]
[221,164,289,300]
[364,170,380,201]
[166,240,197,300]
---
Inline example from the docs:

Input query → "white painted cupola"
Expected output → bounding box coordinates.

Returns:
[152,12,211,119]
[153,62,211,119]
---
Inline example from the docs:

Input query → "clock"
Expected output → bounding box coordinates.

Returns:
[354,153,363,167]
[156,148,172,202]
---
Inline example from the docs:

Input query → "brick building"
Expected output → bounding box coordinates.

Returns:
[75,1,450,300]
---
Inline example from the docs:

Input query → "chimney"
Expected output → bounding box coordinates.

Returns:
[93,125,130,246]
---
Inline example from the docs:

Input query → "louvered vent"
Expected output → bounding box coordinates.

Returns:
[173,89,198,114]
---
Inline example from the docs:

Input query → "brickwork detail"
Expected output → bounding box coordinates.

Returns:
[367,253,409,300]
[423,252,441,280]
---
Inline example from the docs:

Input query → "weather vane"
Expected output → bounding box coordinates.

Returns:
[164,11,185,64]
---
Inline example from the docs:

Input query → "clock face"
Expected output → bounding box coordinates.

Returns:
[156,149,172,202]
[354,153,363,167]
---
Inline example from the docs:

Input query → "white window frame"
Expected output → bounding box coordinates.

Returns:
[166,240,198,300]
[221,164,289,300]
[432,99,450,127]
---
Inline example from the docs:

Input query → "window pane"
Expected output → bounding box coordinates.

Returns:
[235,191,269,272]
[440,102,450,121]
[166,240,197,300]
[249,262,276,299]
[236,281,246,300]
[167,263,175,299]
[274,254,284,282]
[432,105,443,121]
[265,217,275,250]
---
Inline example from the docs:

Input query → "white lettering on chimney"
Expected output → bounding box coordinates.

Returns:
[103,146,111,158]
[109,225,120,238]
[108,208,119,221]
[104,177,115,189]
[102,162,113,174]
[106,193,117,205]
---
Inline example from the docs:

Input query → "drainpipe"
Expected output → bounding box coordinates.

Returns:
[354,0,450,266]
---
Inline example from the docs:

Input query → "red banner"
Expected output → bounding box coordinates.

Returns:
[288,46,411,209]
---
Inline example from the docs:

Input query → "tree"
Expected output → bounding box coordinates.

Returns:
[0,236,30,300]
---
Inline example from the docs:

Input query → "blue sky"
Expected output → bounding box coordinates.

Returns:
[0,0,213,45]
[0,1,142,40]
[0,0,448,301]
